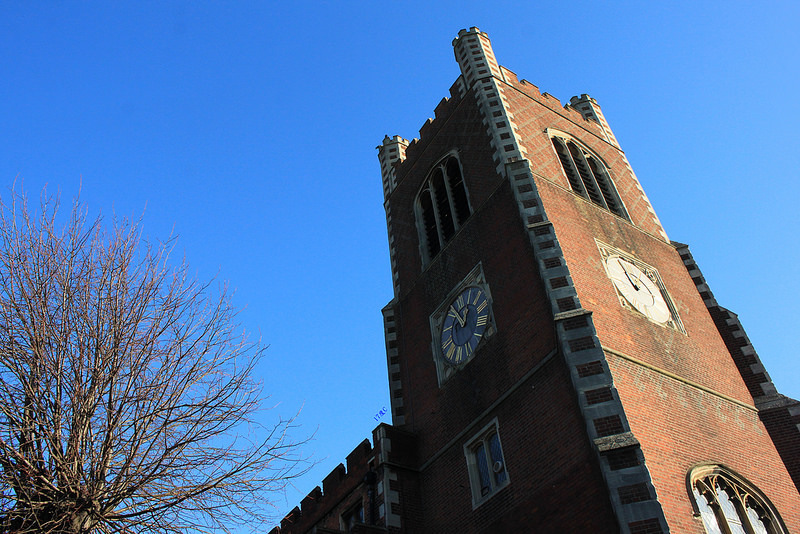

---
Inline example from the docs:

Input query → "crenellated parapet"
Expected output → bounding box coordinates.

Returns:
[569,94,620,148]
[493,68,666,240]
[377,86,468,205]
[392,82,464,172]
[378,27,622,193]
[452,27,610,140]
[270,424,418,534]
[271,438,376,533]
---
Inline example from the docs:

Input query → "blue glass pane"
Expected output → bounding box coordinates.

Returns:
[489,433,506,485]
[475,443,490,496]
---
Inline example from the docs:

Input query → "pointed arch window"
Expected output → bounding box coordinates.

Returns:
[416,154,471,263]
[688,465,788,534]
[550,134,628,219]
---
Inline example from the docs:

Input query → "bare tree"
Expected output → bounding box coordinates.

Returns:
[0,190,303,533]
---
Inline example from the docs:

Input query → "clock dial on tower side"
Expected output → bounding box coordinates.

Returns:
[440,286,490,365]
[602,253,675,327]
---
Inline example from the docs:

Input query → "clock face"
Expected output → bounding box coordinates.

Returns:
[605,256,671,324]
[440,286,490,365]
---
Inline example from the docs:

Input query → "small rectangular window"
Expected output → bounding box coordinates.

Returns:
[341,501,364,532]
[465,420,509,506]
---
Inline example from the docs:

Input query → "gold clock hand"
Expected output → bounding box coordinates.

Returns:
[450,305,466,327]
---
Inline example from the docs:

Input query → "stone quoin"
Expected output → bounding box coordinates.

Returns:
[271,27,800,534]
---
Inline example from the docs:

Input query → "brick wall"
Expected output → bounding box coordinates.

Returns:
[494,72,800,531]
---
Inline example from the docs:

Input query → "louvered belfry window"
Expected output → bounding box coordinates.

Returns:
[416,155,471,263]
[551,136,627,219]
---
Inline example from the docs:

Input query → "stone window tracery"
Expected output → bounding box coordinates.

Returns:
[416,154,471,264]
[550,134,628,219]
[689,465,787,534]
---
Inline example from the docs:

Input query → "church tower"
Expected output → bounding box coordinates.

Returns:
[375,27,800,533]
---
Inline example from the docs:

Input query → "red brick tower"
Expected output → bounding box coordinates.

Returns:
[375,27,800,533]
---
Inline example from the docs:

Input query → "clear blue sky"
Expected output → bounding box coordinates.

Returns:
[2,0,798,526]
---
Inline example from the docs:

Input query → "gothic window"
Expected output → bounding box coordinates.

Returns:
[689,465,788,534]
[465,420,508,506]
[550,135,628,219]
[416,154,471,263]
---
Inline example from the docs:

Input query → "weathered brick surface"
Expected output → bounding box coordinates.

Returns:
[381,68,620,531]
[495,75,800,530]
[760,401,800,492]
[387,91,559,454]
[501,81,754,404]
[408,358,617,533]
[607,355,800,532]
[274,28,800,534]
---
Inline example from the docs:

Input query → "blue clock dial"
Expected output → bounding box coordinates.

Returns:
[440,286,489,365]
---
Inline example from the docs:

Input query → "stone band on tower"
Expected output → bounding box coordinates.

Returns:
[273,28,800,534]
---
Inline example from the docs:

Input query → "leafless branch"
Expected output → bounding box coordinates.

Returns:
[0,188,307,533]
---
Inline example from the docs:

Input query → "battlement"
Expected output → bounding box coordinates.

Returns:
[453,26,488,43]
[387,83,608,175]
[271,436,376,533]
[503,69,607,137]
[568,94,620,147]
[403,81,463,165]
[377,29,616,187]
[270,423,420,534]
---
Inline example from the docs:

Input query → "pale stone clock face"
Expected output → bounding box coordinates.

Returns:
[605,256,671,324]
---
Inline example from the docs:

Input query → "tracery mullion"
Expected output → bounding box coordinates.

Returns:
[419,185,440,259]
[427,180,445,255]
[744,500,770,534]
[715,477,748,534]
[729,486,755,534]
[708,476,735,534]
[568,142,607,209]
[694,484,724,534]
[587,156,623,216]
[445,157,470,227]
[552,138,585,195]
[432,166,456,243]
[441,162,460,232]
[732,489,763,534]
